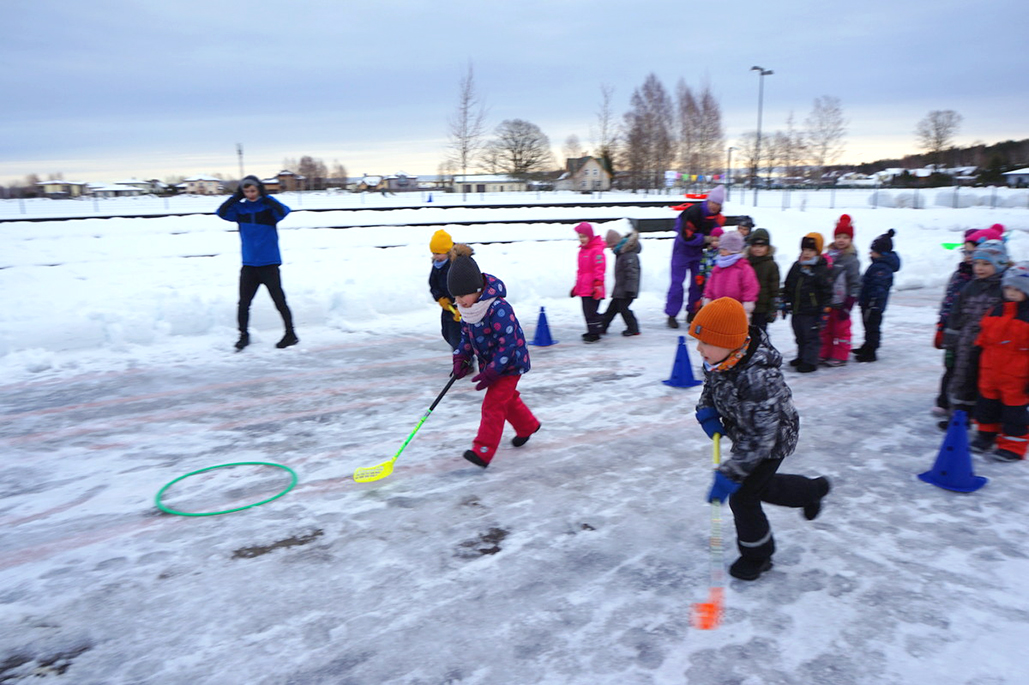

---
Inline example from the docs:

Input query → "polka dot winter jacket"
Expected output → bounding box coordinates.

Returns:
[454,273,531,377]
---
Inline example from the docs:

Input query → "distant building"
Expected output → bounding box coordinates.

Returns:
[355,175,384,192]
[275,170,305,192]
[89,183,145,198]
[181,175,222,195]
[453,174,527,193]
[555,156,612,192]
[1003,168,1029,187]
[36,181,90,198]
[383,172,418,192]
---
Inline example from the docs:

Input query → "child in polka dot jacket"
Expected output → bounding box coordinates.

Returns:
[449,249,541,468]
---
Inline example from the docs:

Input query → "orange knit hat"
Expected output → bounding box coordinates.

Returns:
[801,232,824,254]
[688,297,749,350]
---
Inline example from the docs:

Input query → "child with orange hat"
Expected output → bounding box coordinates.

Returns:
[689,297,831,580]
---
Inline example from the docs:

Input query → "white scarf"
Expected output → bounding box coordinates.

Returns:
[457,297,496,324]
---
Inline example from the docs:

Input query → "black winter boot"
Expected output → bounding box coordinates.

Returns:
[462,450,490,468]
[729,557,773,581]
[276,331,299,349]
[512,423,541,447]
[796,362,818,373]
[804,476,832,521]
[970,432,997,454]
[234,332,250,351]
[666,316,680,329]
[855,349,877,363]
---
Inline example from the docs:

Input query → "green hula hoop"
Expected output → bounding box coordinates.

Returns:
[155,461,298,517]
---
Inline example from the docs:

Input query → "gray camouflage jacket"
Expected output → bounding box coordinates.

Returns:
[696,328,800,481]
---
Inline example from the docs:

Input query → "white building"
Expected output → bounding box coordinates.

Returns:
[453,174,526,193]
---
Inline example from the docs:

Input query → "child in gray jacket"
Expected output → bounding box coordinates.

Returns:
[599,229,642,336]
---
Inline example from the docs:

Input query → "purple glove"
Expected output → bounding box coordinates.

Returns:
[471,366,500,391]
[452,356,471,379]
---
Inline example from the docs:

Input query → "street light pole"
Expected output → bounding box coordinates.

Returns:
[726,146,736,202]
[750,66,773,207]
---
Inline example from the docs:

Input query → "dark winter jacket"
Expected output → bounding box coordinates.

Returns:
[944,271,1005,406]
[696,327,800,482]
[825,244,861,307]
[975,299,1029,396]
[429,259,453,302]
[454,273,531,378]
[217,194,291,266]
[746,247,781,316]
[611,231,642,298]
[859,250,901,312]
[938,261,974,325]
[673,201,725,261]
[782,256,832,316]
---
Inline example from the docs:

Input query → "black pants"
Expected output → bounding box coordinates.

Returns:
[791,313,821,365]
[751,311,770,332]
[441,310,463,351]
[861,308,883,352]
[729,458,824,561]
[238,265,294,334]
[599,297,639,334]
[581,297,602,336]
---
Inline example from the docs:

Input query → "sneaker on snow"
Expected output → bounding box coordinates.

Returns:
[729,557,773,581]
[276,331,299,349]
[234,333,250,351]
[804,477,832,521]
[512,423,541,447]
[463,449,490,468]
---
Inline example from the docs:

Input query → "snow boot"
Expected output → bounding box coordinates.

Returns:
[622,329,641,337]
[804,477,832,521]
[234,332,250,351]
[789,358,802,367]
[276,331,299,349]
[512,423,541,447]
[796,361,818,373]
[729,557,773,581]
[855,349,877,363]
[463,450,490,468]
[989,448,1022,463]
[969,432,997,454]
[583,333,601,344]
[666,316,680,329]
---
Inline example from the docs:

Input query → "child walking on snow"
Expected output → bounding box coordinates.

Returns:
[854,229,902,363]
[449,252,540,468]
[689,297,831,581]
[702,230,759,317]
[216,175,297,351]
[970,263,1029,462]
[820,214,861,366]
[571,222,606,343]
[599,228,642,337]
[427,230,463,351]
[745,228,780,332]
[781,233,832,373]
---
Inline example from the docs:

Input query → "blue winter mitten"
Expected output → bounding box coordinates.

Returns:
[708,471,741,503]
[695,406,724,440]
[471,366,500,391]
[452,356,472,379]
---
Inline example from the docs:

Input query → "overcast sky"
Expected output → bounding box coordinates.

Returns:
[3,0,1027,185]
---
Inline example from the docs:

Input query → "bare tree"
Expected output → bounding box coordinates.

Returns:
[676,80,701,176]
[329,160,348,189]
[297,156,328,190]
[483,119,555,179]
[621,73,674,190]
[563,134,584,163]
[281,157,298,173]
[590,83,618,173]
[916,109,963,169]
[696,81,724,178]
[735,131,759,187]
[806,96,847,183]
[771,112,807,183]
[446,63,489,188]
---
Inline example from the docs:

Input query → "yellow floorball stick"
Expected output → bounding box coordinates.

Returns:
[353,374,459,483]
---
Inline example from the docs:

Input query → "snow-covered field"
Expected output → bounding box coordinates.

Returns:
[1,192,1028,684]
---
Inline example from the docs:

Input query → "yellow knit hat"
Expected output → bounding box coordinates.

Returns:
[688,297,749,349]
[801,232,824,254]
[430,229,454,254]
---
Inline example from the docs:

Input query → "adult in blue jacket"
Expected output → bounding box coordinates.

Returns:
[217,175,297,350]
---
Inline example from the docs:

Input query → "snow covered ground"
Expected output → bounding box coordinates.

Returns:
[1,193,1028,684]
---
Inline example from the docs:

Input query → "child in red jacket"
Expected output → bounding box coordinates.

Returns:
[971,263,1029,462]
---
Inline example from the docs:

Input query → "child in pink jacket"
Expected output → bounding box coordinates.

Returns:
[571,222,606,343]
[702,230,760,318]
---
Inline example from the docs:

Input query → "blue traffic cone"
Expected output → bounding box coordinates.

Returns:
[427,193,433,202]
[529,307,558,346]
[663,335,703,388]
[918,410,987,493]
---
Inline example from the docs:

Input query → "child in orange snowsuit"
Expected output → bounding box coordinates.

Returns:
[971,263,1029,462]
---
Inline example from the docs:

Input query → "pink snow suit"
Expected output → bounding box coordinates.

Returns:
[703,259,760,310]
[574,235,607,298]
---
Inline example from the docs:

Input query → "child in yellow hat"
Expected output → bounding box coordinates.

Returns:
[428,229,462,350]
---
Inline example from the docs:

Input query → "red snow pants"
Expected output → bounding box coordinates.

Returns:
[819,308,853,362]
[472,375,539,462]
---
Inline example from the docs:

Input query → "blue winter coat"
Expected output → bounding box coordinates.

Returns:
[454,273,531,378]
[859,250,901,311]
[217,196,291,266]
